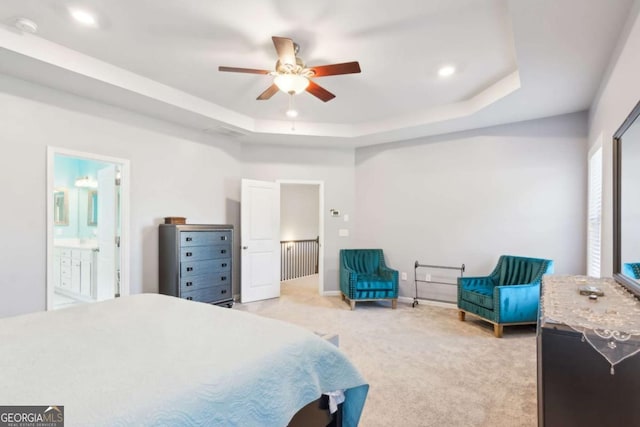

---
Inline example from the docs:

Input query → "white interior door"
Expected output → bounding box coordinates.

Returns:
[96,165,116,301]
[241,179,280,303]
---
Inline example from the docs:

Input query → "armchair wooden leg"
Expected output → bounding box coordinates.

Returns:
[458,310,466,321]
[494,324,503,338]
[350,300,356,310]
[341,293,346,301]
[391,299,397,309]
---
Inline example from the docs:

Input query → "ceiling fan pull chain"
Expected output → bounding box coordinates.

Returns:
[288,94,297,131]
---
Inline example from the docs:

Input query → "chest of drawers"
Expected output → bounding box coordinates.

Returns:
[537,276,640,426]
[159,224,234,307]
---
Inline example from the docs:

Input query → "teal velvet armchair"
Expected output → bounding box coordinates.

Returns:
[340,249,398,310]
[457,255,554,337]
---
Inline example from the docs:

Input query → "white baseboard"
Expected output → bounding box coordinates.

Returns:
[398,296,456,309]
[323,291,341,297]
[318,293,456,308]
[236,291,342,300]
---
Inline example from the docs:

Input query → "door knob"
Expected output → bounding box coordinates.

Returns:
[242,246,248,250]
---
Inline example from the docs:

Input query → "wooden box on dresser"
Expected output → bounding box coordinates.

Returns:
[159,224,234,307]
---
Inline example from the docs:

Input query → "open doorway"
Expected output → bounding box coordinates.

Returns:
[278,180,324,295]
[47,147,130,310]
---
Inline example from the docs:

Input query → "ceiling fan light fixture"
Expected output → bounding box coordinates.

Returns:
[219,36,358,102]
[286,109,298,118]
[74,176,97,188]
[274,74,309,94]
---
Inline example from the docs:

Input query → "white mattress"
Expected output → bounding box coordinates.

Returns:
[0,294,368,426]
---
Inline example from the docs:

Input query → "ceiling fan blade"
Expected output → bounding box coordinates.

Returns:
[308,61,361,77]
[306,81,336,102]
[218,66,270,74]
[257,84,280,100]
[272,36,296,66]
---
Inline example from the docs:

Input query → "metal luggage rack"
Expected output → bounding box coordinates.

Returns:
[413,261,465,307]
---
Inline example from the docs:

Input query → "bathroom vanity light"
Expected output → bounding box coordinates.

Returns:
[75,176,97,188]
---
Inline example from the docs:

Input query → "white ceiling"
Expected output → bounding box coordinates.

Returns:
[0,0,634,147]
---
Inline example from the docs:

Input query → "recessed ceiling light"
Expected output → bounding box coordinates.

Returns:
[70,8,97,26]
[438,65,456,78]
[14,18,38,34]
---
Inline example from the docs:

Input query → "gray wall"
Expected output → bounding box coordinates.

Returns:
[0,64,599,315]
[241,145,356,293]
[0,74,243,317]
[354,113,588,300]
[0,74,357,317]
[588,3,640,276]
[280,184,319,241]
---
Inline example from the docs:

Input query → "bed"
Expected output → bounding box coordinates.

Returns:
[0,294,368,426]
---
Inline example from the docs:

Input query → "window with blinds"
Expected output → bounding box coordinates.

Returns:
[587,146,603,277]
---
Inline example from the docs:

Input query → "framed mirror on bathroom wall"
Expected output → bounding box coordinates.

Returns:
[613,100,640,297]
[53,188,69,226]
[88,190,98,226]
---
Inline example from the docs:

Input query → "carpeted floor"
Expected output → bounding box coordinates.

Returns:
[235,275,538,427]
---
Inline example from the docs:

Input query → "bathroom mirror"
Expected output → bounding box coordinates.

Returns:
[613,100,640,297]
[88,190,98,226]
[53,188,69,226]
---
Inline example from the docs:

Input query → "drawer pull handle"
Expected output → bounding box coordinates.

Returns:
[221,263,227,268]
[186,282,193,287]
[220,249,227,254]
[186,237,193,242]
[221,289,227,294]
[186,297,193,301]
[220,236,227,240]
[186,267,193,272]
[221,276,227,281]
[186,252,193,257]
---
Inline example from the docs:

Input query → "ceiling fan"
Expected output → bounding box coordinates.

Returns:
[219,36,361,102]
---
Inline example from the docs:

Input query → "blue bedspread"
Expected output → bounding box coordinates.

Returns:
[0,294,368,426]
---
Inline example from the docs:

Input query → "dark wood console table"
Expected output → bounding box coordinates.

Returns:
[537,275,640,426]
